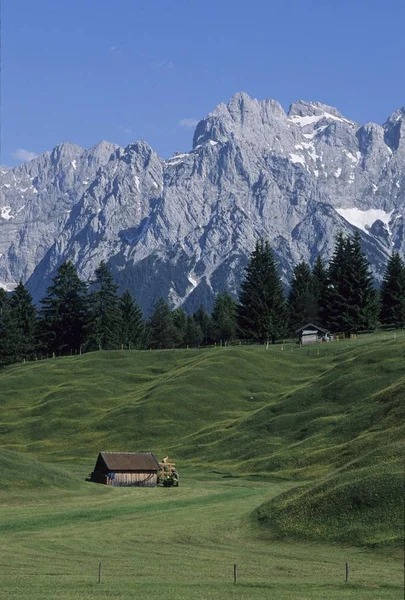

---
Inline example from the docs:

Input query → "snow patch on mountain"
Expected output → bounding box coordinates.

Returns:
[0,282,18,292]
[188,274,198,288]
[343,149,362,164]
[1,206,14,220]
[288,112,354,127]
[289,153,306,166]
[336,208,393,234]
[166,153,190,166]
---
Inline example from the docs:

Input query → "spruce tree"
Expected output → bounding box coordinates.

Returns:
[324,232,377,334]
[0,299,15,366]
[211,292,237,343]
[184,316,203,347]
[321,232,348,332]
[40,262,88,355]
[0,283,37,364]
[119,290,144,348]
[380,253,405,328]
[193,306,211,345]
[87,261,120,350]
[348,231,378,331]
[147,298,180,349]
[10,282,37,355]
[287,261,318,332]
[237,240,286,343]
[0,288,7,318]
[172,308,187,346]
[312,255,329,325]
[0,289,9,358]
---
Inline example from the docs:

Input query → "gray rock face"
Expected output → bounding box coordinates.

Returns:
[1,93,404,312]
[0,141,119,290]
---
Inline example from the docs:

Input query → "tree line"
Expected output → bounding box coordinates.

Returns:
[1,231,405,366]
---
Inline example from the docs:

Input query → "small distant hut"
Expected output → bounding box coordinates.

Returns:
[90,452,160,487]
[296,323,331,345]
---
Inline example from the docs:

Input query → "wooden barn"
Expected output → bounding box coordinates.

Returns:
[296,323,331,345]
[90,452,160,487]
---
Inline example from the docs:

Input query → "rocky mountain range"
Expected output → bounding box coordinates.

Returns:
[1,92,404,313]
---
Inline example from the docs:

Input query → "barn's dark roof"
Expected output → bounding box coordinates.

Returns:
[295,323,330,334]
[100,452,160,471]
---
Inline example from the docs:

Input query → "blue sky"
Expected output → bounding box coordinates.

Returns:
[3,0,405,165]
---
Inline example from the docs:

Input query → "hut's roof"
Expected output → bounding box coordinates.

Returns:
[295,323,330,334]
[100,452,160,471]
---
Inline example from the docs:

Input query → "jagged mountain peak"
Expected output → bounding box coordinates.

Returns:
[385,106,405,125]
[227,90,255,107]
[193,92,287,148]
[53,140,83,152]
[50,141,84,161]
[88,140,120,156]
[118,141,161,169]
[47,142,85,172]
[223,91,286,121]
[124,140,156,155]
[81,141,121,171]
[288,100,343,119]
[1,92,404,313]
[383,107,405,153]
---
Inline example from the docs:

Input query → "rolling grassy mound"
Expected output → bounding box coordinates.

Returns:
[255,369,405,546]
[0,449,78,493]
[256,444,403,546]
[0,332,403,545]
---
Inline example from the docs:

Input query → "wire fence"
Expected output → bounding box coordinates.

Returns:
[5,328,405,370]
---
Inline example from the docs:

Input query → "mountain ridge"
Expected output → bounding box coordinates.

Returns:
[1,92,404,312]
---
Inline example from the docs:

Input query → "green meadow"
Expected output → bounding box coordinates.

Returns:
[0,332,403,598]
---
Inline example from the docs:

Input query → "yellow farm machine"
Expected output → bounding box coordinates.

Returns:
[158,457,179,487]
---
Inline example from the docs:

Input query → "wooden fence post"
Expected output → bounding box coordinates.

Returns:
[234,563,238,584]
[345,561,349,582]
[98,562,102,583]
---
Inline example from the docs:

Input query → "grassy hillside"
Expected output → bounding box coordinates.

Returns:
[0,449,77,492]
[1,474,401,600]
[0,332,403,549]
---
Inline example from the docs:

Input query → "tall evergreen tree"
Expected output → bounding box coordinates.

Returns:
[0,283,37,364]
[184,316,203,347]
[323,232,377,334]
[312,255,329,325]
[237,240,287,343]
[147,298,180,348]
[172,308,187,346]
[0,288,8,318]
[193,306,211,345]
[211,292,237,343]
[40,262,88,354]
[380,253,405,328]
[87,261,120,350]
[0,289,8,362]
[321,233,347,331]
[0,298,15,366]
[10,282,38,354]
[119,290,144,348]
[288,261,318,332]
[348,231,378,331]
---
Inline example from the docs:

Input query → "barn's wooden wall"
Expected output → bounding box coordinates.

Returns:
[301,334,318,345]
[108,472,157,487]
